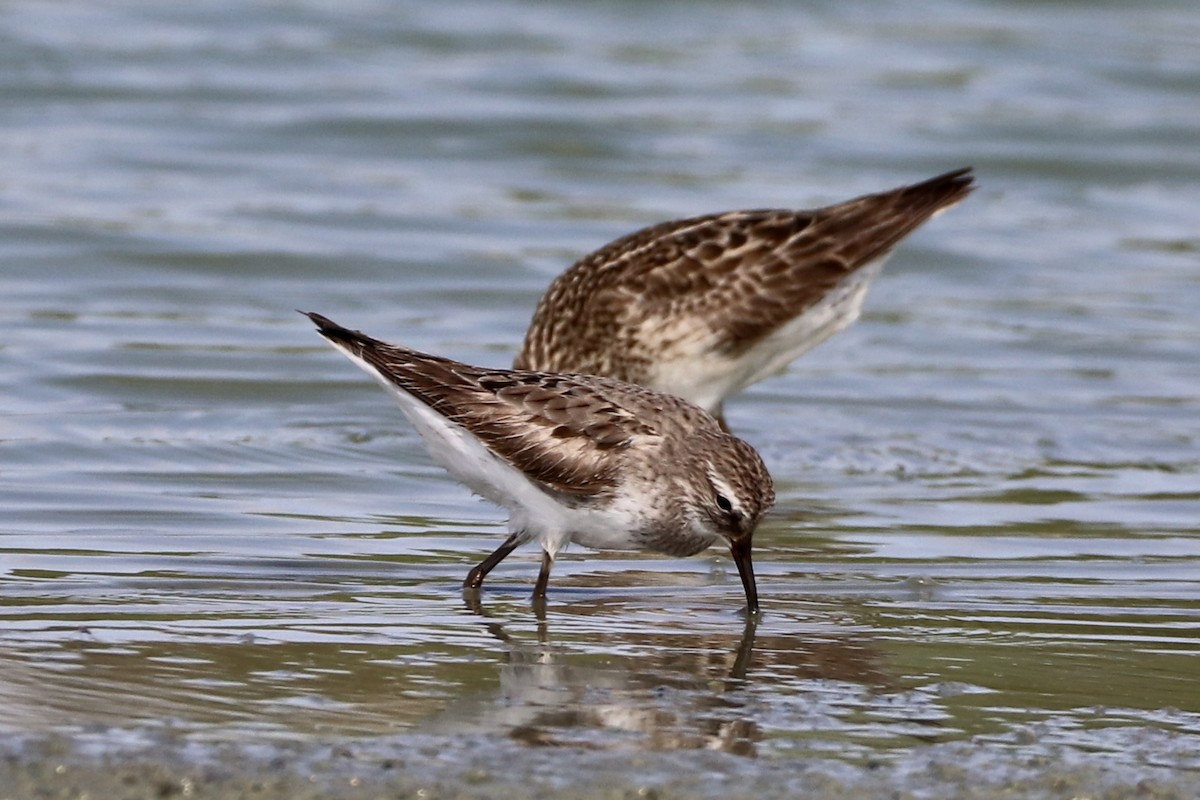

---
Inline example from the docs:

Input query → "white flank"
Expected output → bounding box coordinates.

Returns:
[644,258,887,415]
[741,258,887,388]
[326,343,645,557]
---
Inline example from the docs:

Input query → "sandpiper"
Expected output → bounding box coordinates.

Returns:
[305,312,775,612]
[516,168,975,429]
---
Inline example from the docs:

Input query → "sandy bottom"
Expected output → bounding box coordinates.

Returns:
[3,731,1199,800]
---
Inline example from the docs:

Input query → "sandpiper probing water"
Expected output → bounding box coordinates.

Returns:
[305,312,775,613]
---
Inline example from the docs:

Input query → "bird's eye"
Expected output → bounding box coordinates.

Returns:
[715,494,734,514]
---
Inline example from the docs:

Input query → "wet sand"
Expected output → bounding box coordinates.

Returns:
[4,731,1198,800]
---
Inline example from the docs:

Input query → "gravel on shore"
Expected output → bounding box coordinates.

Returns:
[3,728,1200,800]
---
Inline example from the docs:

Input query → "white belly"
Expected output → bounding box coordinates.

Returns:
[645,258,887,413]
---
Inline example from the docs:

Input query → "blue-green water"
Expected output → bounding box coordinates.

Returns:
[2,1,1198,796]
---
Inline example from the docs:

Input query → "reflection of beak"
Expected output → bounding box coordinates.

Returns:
[729,538,759,615]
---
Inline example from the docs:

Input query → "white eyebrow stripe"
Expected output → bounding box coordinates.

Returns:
[706,463,741,514]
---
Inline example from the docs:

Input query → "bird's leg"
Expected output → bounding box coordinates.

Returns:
[713,403,731,434]
[463,532,522,590]
[533,550,554,599]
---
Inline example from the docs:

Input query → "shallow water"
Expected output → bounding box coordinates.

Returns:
[2,0,1199,795]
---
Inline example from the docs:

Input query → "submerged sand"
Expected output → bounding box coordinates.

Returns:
[3,729,1198,800]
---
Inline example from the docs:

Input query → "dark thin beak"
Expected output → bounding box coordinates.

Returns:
[729,537,759,615]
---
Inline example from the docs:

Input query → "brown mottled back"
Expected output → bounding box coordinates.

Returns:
[515,168,974,381]
[306,312,722,499]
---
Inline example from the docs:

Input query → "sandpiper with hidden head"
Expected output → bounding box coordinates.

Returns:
[304,312,775,613]
[516,168,975,430]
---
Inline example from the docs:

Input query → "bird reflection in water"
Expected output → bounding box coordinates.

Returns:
[427,592,889,755]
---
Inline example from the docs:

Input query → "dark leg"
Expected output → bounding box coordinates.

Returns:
[463,532,521,590]
[713,403,730,434]
[533,550,553,599]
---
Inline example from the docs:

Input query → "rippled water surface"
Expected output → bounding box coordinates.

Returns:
[2,0,1199,795]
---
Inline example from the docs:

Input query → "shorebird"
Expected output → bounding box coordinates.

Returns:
[305,312,775,613]
[515,168,974,430]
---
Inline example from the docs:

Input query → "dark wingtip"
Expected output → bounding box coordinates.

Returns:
[299,310,337,333]
[299,310,357,341]
[300,310,382,356]
[891,166,975,214]
[923,166,975,193]
[943,166,976,195]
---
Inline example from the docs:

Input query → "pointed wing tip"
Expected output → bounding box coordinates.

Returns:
[299,310,339,334]
[904,166,976,214]
[928,166,976,193]
[300,311,366,350]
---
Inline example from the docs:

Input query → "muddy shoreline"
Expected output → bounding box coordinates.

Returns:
[3,730,1198,800]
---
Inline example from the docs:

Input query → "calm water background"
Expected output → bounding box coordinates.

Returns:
[2,0,1199,793]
